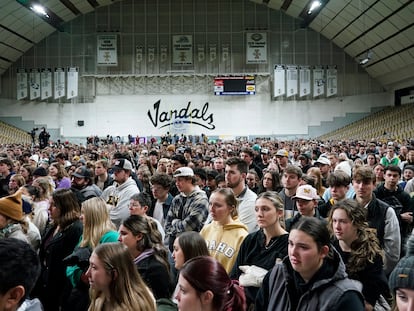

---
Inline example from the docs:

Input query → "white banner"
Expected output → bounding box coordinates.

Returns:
[17,69,28,100]
[246,32,267,64]
[222,45,229,62]
[326,66,337,97]
[148,47,155,63]
[286,65,298,97]
[299,66,311,97]
[172,35,193,65]
[54,67,65,99]
[273,65,285,97]
[29,69,40,100]
[41,68,52,100]
[136,46,143,63]
[160,46,168,63]
[67,67,78,99]
[313,66,325,97]
[97,34,118,66]
[197,45,205,62]
[209,45,217,62]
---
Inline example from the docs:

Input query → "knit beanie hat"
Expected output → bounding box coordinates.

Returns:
[0,192,23,221]
[389,235,414,292]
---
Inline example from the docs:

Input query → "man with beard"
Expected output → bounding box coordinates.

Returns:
[71,166,102,203]
[225,157,258,233]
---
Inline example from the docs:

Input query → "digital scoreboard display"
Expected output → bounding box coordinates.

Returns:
[214,76,256,95]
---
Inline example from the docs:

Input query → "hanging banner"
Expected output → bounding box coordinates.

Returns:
[172,35,193,65]
[222,44,229,62]
[299,66,311,97]
[313,66,325,97]
[29,69,41,100]
[54,67,65,99]
[326,66,337,97]
[160,46,168,63]
[286,65,298,97]
[197,45,205,62]
[17,69,28,100]
[136,46,143,63]
[67,67,78,99]
[41,68,52,100]
[273,65,285,97]
[209,45,217,62]
[246,32,267,64]
[147,47,155,63]
[97,34,118,66]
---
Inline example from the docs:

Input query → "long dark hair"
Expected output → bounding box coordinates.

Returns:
[52,188,80,230]
[291,217,333,258]
[122,215,169,273]
[328,199,383,276]
[180,256,246,311]
[176,231,209,262]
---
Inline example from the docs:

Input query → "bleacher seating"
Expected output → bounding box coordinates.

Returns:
[0,121,31,144]
[318,104,414,142]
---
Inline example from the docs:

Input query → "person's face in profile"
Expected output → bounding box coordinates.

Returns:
[176,274,204,311]
[86,252,112,295]
[172,238,185,270]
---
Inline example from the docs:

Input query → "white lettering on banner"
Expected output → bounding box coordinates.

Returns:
[206,240,235,258]
[147,100,215,130]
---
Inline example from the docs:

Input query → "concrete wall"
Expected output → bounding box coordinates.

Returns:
[0,91,392,143]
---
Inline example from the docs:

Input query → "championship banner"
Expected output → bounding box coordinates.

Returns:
[148,47,155,63]
[29,69,40,100]
[246,32,267,64]
[136,46,143,63]
[286,65,298,97]
[197,45,205,62]
[160,46,168,63]
[41,68,52,100]
[299,66,311,97]
[313,66,325,97]
[54,67,65,99]
[17,68,28,100]
[172,35,193,65]
[273,65,285,97]
[67,67,78,99]
[222,44,229,62]
[326,66,337,97]
[209,45,217,62]
[97,34,118,66]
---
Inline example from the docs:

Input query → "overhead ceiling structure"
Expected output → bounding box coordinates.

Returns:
[0,0,413,91]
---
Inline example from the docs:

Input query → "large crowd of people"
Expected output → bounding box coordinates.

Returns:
[1,135,414,311]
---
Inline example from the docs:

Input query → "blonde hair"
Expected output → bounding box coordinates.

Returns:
[88,243,156,311]
[79,197,116,249]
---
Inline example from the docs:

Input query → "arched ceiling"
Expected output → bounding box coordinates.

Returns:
[0,0,413,90]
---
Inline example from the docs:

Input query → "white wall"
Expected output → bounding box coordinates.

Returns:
[0,91,392,139]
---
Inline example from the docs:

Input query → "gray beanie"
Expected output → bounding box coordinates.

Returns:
[389,235,414,292]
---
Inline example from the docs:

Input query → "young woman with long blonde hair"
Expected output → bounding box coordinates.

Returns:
[86,242,156,311]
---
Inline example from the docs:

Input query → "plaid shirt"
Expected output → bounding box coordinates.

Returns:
[164,188,208,250]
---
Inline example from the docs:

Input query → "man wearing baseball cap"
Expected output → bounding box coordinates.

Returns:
[315,156,331,188]
[274,149,290,173]
[71,166,102,202]
[285,185,325,231]
[101,158,139,228]
[164,166,208,252]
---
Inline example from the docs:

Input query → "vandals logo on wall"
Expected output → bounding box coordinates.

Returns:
[147,100,215,131]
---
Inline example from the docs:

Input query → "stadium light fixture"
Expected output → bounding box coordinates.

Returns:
[308,1,321,14]
[359,50,373,65]
[30,4,49,18]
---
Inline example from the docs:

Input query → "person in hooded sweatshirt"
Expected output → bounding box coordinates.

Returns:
[101,159,139,229]
[200,188,248,273]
